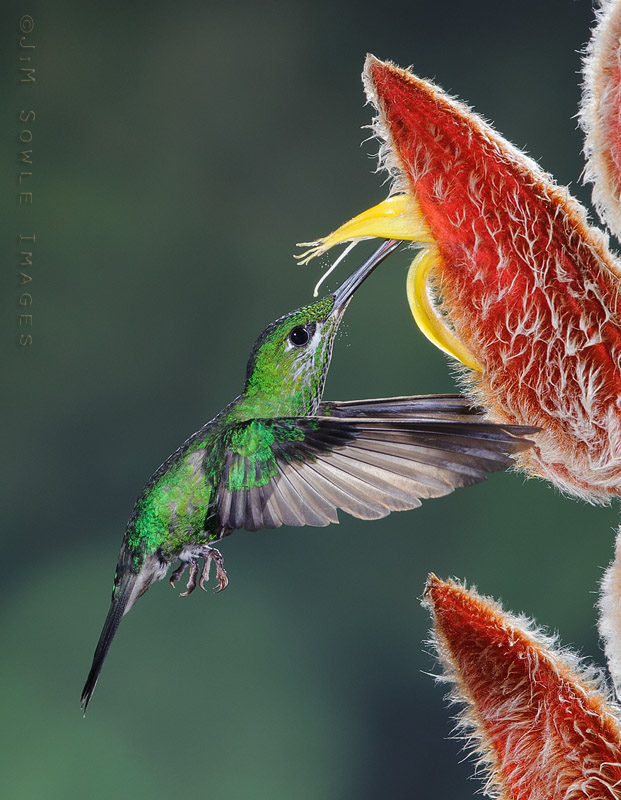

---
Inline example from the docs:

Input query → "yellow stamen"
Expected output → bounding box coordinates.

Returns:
[406,246,482,371]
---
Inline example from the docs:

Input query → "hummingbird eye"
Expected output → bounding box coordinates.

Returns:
[288,325,311,347]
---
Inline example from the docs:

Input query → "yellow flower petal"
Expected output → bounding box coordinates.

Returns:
[296,195,433,265]
[406,246,482,371]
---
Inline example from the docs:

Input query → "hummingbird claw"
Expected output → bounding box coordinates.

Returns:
[169,558,201,596]
[199,556,211,591]
[198,546,228,593]
[169,561,188,588]
[180,560,199,596]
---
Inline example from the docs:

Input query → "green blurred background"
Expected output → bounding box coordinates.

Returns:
[3,0,618,797]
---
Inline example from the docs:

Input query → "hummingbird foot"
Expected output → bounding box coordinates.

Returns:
[169,546,228,596]
[169,559,199,596]
[197,545,228,593]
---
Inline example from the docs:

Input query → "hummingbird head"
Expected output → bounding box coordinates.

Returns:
[242,240,399,416]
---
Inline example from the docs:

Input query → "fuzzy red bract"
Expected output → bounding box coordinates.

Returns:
[425,575,621,799]
[365,56,621,502]
[582,0,621,240]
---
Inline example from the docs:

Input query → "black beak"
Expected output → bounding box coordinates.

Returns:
[332,239,401,312]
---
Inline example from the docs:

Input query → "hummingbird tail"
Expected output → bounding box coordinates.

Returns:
[80,571,137,715]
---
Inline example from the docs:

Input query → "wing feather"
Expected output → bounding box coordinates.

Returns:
[328,449,455,500]
[268,478,303,528]
[215,396,537,531]
[296,458,394,520]
[287,459,378,520]
[276,466,332,527]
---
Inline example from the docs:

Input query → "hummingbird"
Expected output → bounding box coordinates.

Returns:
[81,239,535,711]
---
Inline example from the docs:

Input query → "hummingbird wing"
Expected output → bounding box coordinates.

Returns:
[317,394,486,419]
[216,396,537,531]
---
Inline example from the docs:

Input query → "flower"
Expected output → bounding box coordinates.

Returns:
[424,573,621,799]
[581,0,621,242]
[300,10,621,503]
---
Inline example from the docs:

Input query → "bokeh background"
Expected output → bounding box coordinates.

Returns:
[3,0,619,797]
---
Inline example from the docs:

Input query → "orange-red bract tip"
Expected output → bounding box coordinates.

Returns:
[424,574,621,800]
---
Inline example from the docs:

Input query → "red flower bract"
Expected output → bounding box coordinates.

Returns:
[301,17,621,503]
[425,574,621,799]
[365,56,621,503]
[300,50,621,502]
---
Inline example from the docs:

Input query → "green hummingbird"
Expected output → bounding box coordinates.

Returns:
[81,239,534,711]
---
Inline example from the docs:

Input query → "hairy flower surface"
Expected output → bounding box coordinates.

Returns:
[301,39,621,502]
[599,524,621,698]
[581,0,621,240]
[425,574,621,799]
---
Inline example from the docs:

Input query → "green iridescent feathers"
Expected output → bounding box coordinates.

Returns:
[243,296,337,416]
[128,448,216,558]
